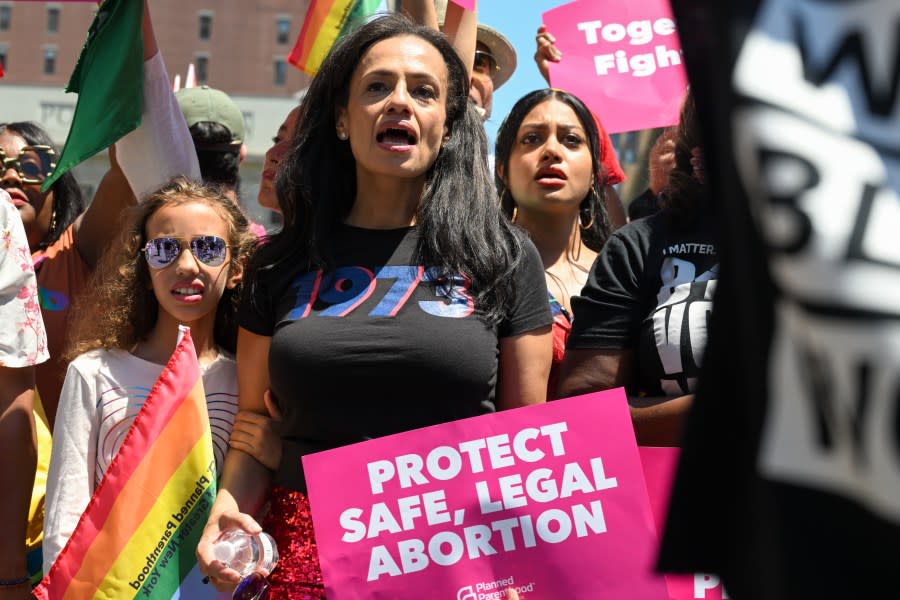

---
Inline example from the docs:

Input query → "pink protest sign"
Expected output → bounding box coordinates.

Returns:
[638,447,730,600]
[303,390,670,600]
[542,0,688,133]
[449,0,476,12]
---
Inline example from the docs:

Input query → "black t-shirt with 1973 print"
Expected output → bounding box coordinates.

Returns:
[239,224,552,492]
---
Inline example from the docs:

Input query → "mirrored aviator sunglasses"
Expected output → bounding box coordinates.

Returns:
[233,572,270,600]
[143,235,228,269]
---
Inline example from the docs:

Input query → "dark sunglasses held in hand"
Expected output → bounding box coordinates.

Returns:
[143,235,229,269]
[233,571,270,600]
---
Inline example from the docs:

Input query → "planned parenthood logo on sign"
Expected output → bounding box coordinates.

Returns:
[303,390,670,599]
[457,575,536,600]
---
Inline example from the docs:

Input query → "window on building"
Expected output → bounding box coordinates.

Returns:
[47,5,60,33]
[273,58,287,86]
[0,5,11,31]
[276,16,291,45]
[198,13,212,40]
[43,47,57,75]
[0,47,7,72]
[195,54,209,84]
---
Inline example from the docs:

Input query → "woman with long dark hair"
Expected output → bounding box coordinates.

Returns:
[0,120,135,429]
[495,88,612,397]
[558,91,716,446]
[197,14,552,596]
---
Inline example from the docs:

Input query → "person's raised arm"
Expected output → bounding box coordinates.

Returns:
[441,2,477,80]
[402,0,477,79]
[196,327,273,591]
[77,1,201,269]
[141,0,158,60]
[401,0,439,29]
[534,24,561,85]
[72,145,133,269]
[72,1,178,268]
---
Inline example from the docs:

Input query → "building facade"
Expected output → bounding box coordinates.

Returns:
[0,1,314,97]
[0,0,336,227]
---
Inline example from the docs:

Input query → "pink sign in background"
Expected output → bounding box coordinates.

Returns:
[448,0,476,12]
[303,390,670,599]
[542,0,688,134]
[639,447,730,600]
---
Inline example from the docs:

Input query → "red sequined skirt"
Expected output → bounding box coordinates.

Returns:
[262,485,326,599]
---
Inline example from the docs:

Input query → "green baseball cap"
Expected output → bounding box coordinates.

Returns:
[176,85,245,147]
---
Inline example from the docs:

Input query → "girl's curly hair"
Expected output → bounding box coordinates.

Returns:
[65,176,257,361]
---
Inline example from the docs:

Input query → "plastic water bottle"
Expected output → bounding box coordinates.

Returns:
[213,529,279,577]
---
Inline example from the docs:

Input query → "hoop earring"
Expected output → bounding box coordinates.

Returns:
[580,190,596,230]
[580,212,594,230]
[580,202,595,230]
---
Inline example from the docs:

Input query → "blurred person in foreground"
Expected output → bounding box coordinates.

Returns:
[657,1,900,598]
[0,190,48,597]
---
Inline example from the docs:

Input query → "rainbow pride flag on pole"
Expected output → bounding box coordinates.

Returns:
[34,327,218,599]
[288,0,383,75]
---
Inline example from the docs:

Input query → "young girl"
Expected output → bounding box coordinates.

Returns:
[41,177,260,574]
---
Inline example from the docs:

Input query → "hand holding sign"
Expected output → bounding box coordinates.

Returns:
[542,0,688,133]
[534,25,562,84]
[304,390,670,599]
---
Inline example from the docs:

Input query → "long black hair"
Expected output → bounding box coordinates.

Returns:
[494,89,611,252]
[0,121,84,249]
[253,13,523,323]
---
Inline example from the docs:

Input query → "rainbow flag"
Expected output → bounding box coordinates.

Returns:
[288,0,383,75]
[34,327,218,599]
